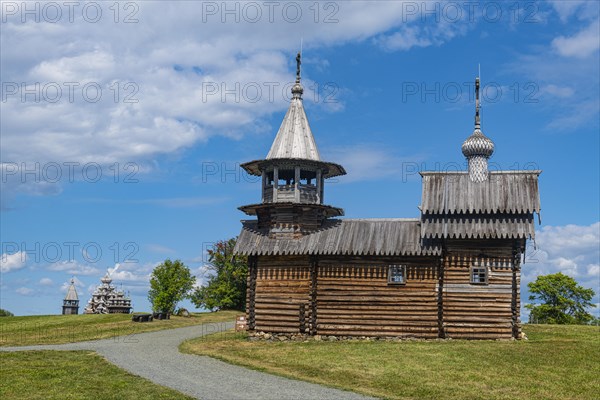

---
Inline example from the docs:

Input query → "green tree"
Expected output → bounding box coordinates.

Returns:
[526,273,596,324]
[0,308,14,317]
[190,238,248,311]
[148,259,196,314]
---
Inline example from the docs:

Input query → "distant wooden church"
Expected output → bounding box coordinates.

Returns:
[62,278,79,315]
[84,273,132,314]
[234,54,541,340]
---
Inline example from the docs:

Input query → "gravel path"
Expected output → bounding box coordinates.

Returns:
[1,321,375,400]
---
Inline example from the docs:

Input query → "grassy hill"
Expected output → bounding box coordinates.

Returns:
[181,324,600,400]
[0,311,239,399]
[0,351,194,400]
[0,310,239,347]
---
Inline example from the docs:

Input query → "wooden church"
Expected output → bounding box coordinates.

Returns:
[234,54,541,340]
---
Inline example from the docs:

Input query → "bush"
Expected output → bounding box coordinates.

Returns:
[0,308,14,317]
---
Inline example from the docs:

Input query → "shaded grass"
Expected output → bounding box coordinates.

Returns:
[0,351,193,400]
[0,311,239,347]
[181,325,600,400]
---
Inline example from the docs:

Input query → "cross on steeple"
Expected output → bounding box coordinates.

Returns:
[296,51,301,83]
[475,77,481,129]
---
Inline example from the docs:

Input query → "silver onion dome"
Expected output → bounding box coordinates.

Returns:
[462,129,494,158]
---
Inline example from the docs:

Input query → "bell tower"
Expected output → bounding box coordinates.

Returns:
[239,52,346,238]
[62,278,79,315]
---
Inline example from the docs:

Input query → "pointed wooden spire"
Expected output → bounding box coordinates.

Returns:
[266,51,321,161]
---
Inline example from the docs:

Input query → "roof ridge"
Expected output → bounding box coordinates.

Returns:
[340,218,420,222]
[420,170,542,175]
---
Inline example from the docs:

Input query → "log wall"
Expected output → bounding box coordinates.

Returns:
[248,240,523,339]
[253,256,312,333]
[316,256,439,338]
[442,240,521,339]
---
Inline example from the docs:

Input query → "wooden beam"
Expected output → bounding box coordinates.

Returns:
[511,242,520,339]
[248,256,258,330]
[437,256,446,338]
[299,303,306,334]
[273,167,279,202]
[261,171,267,202]
[294,166,300,202]
[310,256,318,335]
[316,169,322,204]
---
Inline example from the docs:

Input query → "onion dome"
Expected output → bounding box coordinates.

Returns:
[462,129,494,158]
[100,272,112,284]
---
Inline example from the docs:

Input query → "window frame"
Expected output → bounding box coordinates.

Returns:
[387,264,407,285]
[470,265,489,285]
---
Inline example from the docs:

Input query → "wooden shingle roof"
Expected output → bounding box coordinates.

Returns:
[64,279,78,301]
[420,171,541,215]
[266,96,321,161]
[234,219,441,256]
[421,214,536,239]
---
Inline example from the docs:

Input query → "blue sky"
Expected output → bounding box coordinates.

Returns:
[1,1,599,317]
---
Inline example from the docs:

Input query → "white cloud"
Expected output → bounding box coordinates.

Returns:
[146,244,176,254]
[547,0,598,23]
[194,265,216,287]
[16,287,34,296]
[506,30,599,132]
[325,144,425,183]
[105,262,153,296]
[376,26,433,51]
[542,84,574,98]
[60,277,85,293]
[522,222,600,319]
[39,277,53,286]
[588,264,600,277]
[48,261,101,276]
[375,18,469,52]
[552,19,600,59]
[0,1,462,208]
[0,251,27,273]
[521,222,600,321]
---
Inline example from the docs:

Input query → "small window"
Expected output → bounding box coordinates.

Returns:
[470,266,488,285]
[388,265,406,285]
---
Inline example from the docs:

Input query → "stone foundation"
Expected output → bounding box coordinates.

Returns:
[248,331,436,342]
[248,331,518,342]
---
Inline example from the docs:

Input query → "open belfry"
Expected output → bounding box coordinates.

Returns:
[234,53,541,339]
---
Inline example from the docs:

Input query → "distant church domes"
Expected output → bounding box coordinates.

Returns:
[100,272,112,284]
[84,271,132,314]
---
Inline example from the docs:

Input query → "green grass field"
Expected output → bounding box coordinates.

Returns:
[181,324,600,400]
[0,351,194,400]
[0,311,238,399]
[0,311,239,347]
